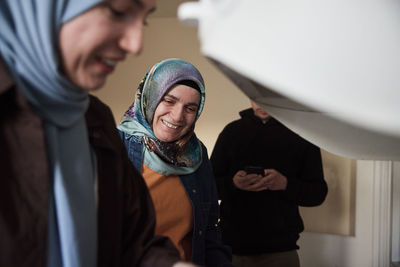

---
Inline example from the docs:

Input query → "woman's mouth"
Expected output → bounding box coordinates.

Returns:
[162,119,179,129]
[101,58,117,67]
[97,57,117,73]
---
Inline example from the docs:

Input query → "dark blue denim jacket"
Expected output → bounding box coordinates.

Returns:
[119,130,233,267]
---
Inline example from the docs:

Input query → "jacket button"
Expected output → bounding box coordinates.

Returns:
[192,189,196,193]
[199,230,202,235]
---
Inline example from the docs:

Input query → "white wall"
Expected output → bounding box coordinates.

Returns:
[299,161,375,267]
[392,162,400,263]
[299,161,394,267]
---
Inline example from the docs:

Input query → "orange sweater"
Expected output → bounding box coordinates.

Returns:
[142,164,193,260]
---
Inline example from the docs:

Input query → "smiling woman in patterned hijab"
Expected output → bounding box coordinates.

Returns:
[118,58,206,175]
[118,58,233,266]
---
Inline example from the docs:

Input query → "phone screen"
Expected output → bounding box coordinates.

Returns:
[244,166,264,176]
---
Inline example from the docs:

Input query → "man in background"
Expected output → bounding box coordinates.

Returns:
[210,100,328,267]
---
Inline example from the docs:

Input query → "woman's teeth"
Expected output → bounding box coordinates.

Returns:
[162,120,178,129]
[101,58,117,67]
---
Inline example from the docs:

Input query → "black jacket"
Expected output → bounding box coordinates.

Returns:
[210,108,328,255]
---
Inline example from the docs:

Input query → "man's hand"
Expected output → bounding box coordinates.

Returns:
[233,170,268,191]
[263,169,287,190]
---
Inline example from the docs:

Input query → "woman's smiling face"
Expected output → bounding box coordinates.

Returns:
[152,84,200,142]
[58,0,156,90]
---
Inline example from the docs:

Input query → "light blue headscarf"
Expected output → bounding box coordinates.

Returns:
[0,1,103,267]
[118,58,206,176]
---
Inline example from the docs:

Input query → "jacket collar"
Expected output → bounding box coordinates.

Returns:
[85,96,104,129]
[239,108,275,125]
[1,55,116,153]
[0,56,14,95]
[85,95,119,152]
[239,108,265,124]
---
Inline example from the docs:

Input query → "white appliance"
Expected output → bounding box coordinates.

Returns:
[178,0,400,160]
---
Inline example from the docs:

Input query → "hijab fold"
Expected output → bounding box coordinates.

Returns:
[0,1,102,266]
[118,58,206,176]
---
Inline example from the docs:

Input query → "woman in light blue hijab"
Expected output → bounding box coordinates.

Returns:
[0,1,183,267]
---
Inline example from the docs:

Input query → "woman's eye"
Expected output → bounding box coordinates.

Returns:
[186,106,197,113]
[108,6,125,17]
[163,99,174,105]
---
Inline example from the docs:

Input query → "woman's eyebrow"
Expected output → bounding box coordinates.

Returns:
[164,94,199,107]
[164,94,179,101]
[133,0,156,14]
[186,102,199,107]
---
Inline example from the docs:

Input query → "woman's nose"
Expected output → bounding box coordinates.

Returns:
[171,106,184,122]
[119,22,143,56]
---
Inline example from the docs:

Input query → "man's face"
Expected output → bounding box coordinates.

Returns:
[251,100,270,120]
[58,0,156,90]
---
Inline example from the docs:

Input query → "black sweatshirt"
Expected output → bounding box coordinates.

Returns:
[210,108,328,255]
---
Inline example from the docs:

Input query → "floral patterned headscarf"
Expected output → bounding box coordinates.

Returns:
[118,58,206,175]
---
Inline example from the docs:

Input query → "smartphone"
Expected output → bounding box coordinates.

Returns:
[244,166,265,176]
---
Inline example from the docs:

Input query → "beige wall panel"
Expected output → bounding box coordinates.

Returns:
[301,151,357,236]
